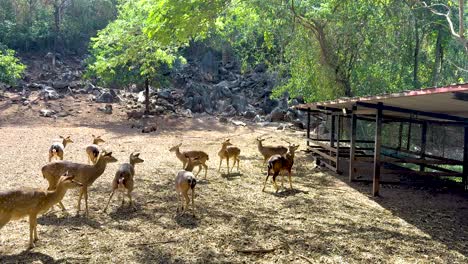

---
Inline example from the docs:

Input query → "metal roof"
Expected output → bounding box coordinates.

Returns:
[295,83,468,120]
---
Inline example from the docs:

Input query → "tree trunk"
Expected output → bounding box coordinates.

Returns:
[432,27,443,86]
[413,18,420,89]
[144,78,150,115]
[459,0,465,39]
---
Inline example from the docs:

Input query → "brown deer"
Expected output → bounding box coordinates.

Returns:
[86,135,105,164]
[263,144,299,192]
[169,143,209,179]
[41,151,118,216]
[175,156,198,214]
[104,152,144,212]
[256,136,287,164]
[0,173,82,248]
[217,139,241,175]
[48,136,73,162]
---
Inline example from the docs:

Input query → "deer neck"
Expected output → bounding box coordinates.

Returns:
[90,158,109,181]
[175,148,185,161]
[129,160,137,167]
[45,185,68,208]
[92,139,99,145]
[62,139,68,148]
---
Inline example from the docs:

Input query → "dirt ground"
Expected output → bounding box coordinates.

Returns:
[0,95,467,263]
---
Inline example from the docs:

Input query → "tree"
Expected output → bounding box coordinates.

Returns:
[0,48,26,85]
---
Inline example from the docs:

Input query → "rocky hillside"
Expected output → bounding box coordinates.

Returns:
[1,52,308,129]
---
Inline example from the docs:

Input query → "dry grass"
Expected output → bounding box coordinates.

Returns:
[0,97,467,263]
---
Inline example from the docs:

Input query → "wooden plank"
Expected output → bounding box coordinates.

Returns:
[356,101,468,122]
[398,122,403,149]
[307,138,375,144]
[321,161,338,172]
[330,115,336,148]
[382,146,462,164]
[381,157,463,165]
[309,147,337,163]
[349,105,357,182]
[310,141,337,152]
[406,121,411,151]
[373,103,383,196]
[336,115,342,174]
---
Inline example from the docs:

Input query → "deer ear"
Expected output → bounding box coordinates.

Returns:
[106,152,113,156]
[59,135,64,139]
[135,152,140,156]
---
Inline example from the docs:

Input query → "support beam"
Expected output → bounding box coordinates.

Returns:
[420,122,427,172]
[356,101,468,122]
[349,105,357,182]
[373,103,383,196]
[330,115,336,148]
[336,115,342,174]
[464,127,468,191]
[407,122,412,151]
[398,122,403,149]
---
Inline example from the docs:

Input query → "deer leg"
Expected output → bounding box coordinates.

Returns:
[273,172,280,193]
[127,192,136,210]
[58,151,64,160]
[288,170,293,190]
[281,171,285,189]
[48,152,52,162]
[237,157,240,172]
[183,191,190,212]
[262,172,270,192]
[77,188,84,214]
[84,187,89,217]
[182,160,187,170]
[58,201,66,212]
[195,165,202,177]
[226,157,230,175]
[28,214,37,248]
[33,216,38,242]
[231,156,236,171]
[103,190,116,212]
[218,159,222,172]
[177,192,183,212]
[203,163,208,179]
[191,188,195,211]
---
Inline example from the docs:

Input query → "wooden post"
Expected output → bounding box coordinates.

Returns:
[420,122,427,172]
[144,78,150,115]
[398,122,403,150]
[307,108,311,147]
[336,115,342,173]
[463,126,468,191]
[373,103,383,196]
[330,114,336,148]
[406,122,412,151]
[349,105,357,182]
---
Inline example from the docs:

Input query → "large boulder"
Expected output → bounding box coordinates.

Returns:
[41,86,60,100]
[269,107,286,122]
[96,91,119,103]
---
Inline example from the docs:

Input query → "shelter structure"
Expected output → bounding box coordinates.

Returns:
[296,83,468,196]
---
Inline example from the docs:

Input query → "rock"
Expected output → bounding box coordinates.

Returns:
[52,81,68,90]
[254,63,267,73]
[96,92,115,103]
[243,110,257,119]
[142,125,157,133]
[180,109,193,118]
[84,82,95,92]
[41,86,60,100]
[157,89,173,100]
[292,119,305,129]
[98,104,113,114]
[269,108,286,122]
[284,110,296,122]
[40,109,56,117]
[222,105,237,116]
[22,100,30,106]
[57,112,69,117]
[126,110,144,119]
[231,94,247,113]
[253,115,264,123]
[231,120,246,126]
[219,117,228,123]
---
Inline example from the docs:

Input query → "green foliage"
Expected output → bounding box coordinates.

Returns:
[0,48,26,85]
[86,0,182,87]
[0,0,117,53]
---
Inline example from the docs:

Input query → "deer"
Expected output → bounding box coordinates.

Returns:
[263,143,300,193]
[169,143,209,179]
[256,136,288,164]
[217,139,241,175]
[41,151,118,216]
[48,135,73,162]
[175,156,198,214]
[86,135,105,164]
[104,152,144,212]
[0,173,82,248]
